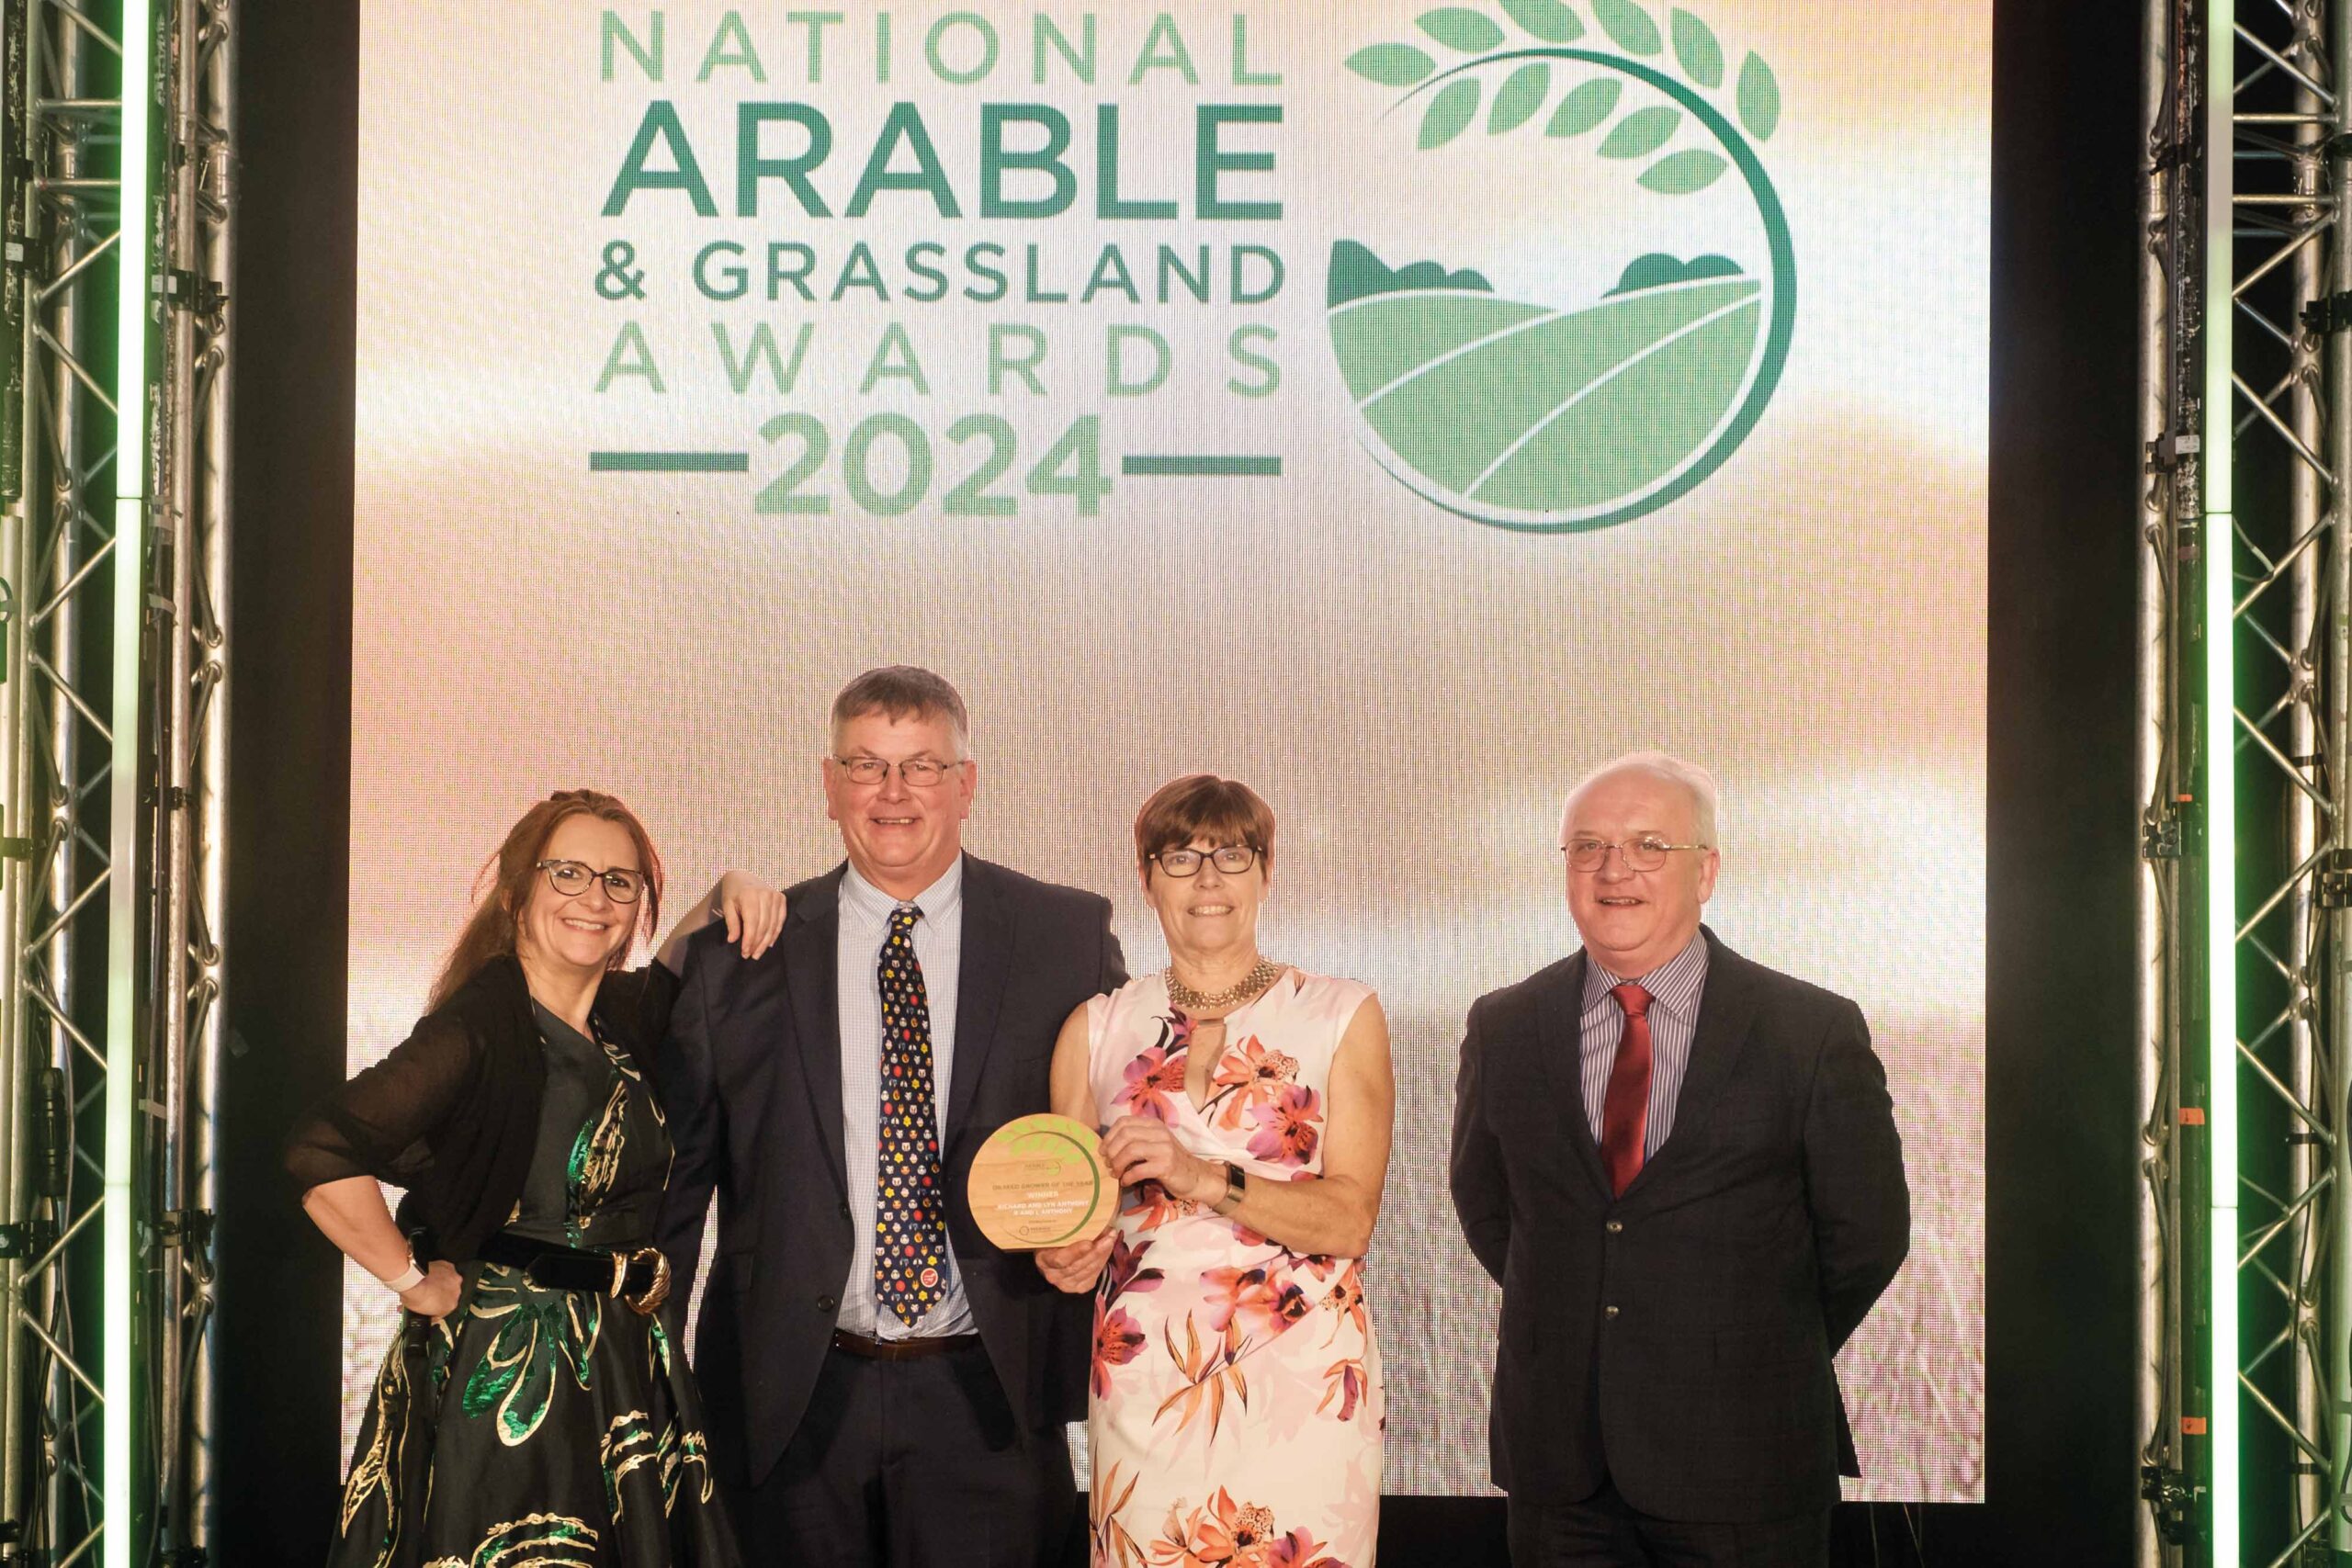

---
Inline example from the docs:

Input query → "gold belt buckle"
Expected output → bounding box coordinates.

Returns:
[621,1246,672,1315]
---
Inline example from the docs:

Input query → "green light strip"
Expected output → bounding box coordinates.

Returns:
[107,0,155,1562]
[2205,2,2239,1559]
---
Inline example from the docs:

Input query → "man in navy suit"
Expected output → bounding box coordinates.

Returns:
[657,666,1125,1567]
[1452,752,1909,1567]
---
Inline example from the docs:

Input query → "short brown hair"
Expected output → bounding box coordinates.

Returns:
[1134,774,1276,878]
[831,665,970,756]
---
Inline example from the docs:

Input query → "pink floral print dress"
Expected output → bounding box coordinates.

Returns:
[1082,970,1385,1568]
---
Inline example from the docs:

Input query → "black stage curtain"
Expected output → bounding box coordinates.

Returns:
[218,1,2140,1562]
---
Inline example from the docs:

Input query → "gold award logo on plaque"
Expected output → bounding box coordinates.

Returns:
[967,1113,1115,1251]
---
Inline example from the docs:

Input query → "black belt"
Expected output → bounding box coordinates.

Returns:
[831,1328,981,1361]
[477,1231,673,1315]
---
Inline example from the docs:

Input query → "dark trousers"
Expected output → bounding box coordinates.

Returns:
[725,1343,1076,1568]
[1509,1481,1831,1568]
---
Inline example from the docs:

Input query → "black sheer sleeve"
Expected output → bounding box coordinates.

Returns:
[596,963,682,1060]
[282,1012,481,1194]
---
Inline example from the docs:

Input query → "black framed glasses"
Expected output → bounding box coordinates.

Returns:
[831,755,966,788]
[1151,844,1262,878]
[1561,837,1710,874]
[536,859,649,904]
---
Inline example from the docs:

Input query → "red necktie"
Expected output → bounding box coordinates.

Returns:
[1600,982,1654,1197]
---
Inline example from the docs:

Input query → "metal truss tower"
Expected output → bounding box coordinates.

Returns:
[0,0,229,1562]
[2144,0,2352,1562]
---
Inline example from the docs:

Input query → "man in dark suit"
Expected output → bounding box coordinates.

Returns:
[1451,751,1908,1567]
[657,666,1125,1567]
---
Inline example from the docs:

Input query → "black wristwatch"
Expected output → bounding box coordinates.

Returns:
[1214,1160,1248,1215]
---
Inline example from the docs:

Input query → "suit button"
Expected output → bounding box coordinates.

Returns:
[1604,1304,1620,1319]
[817,1293,838,1314]
[839,1201,854,1221]
[1605,1221,1623,1235]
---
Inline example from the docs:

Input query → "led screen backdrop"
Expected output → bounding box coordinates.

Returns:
[347,0,1987,1498]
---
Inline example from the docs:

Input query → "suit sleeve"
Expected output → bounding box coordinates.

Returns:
[1803,998,1910,1354]
[653,941,723,1303]
[1450,998,1510,1284]
[1096,895,1128,993]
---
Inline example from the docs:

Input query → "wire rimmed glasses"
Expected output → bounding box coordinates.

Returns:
[1151,844,1263,878]
[1561,836,1711,874]
[536,858,650,904]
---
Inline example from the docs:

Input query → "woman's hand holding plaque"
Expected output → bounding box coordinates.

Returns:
[967,1113,1116,1252]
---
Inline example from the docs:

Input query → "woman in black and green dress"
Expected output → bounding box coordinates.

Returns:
[287,789,784,1568]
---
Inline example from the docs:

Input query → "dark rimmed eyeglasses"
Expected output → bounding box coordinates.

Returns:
[831,755,967,788]
[1561,837,1711,874]
[1151,844,1263,878]
[536,859,650,904]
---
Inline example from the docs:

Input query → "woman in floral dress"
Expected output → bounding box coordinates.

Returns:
[287,790,782,1568]
[1039,775,1396,1568]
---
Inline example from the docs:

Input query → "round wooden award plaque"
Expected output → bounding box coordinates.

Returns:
[967,1113,1116,1251]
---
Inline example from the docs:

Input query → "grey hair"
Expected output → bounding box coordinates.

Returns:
[1558,750,1722,851]
[830,665,971,759]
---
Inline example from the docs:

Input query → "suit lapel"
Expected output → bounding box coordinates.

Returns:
[786,867,848,1200]
[1623,925,1761,1200]
[944,856,1014,1141]
[1538,953,1613,1198]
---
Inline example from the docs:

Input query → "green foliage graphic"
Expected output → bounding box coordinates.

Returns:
[1331,249,1760,513]
[1500,0,1586,41]
[1337,0,1794,532]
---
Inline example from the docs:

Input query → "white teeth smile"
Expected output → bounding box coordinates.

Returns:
[1598,897,1642,907]
[1192,904,1234,916]
[561,918,609,931]
[874,818,917,826]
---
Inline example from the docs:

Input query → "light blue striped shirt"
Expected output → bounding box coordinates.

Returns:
[1578,934,1712,1158]
[835,856,975,1340]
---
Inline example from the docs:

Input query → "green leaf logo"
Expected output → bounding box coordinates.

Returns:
[1347,43,1439,86]
[1419,78,1485,147]
[1591,0,1664,56]
[1638,147,1728,193]
[1670,9,1724,87]
[1331,0,1797,533]
[1419,7,1509,51]
[1547,78,1623,137]
[1599,105,1679,158]
[1489,63,1554,132]
[1738,51,1781,140]
[1500,0,1586,41]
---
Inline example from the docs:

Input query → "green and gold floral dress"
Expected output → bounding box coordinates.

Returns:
[331,1001,735,1568]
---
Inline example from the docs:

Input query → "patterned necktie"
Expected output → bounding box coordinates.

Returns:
[1600,982,1654,1198]
[876,904,948,1326]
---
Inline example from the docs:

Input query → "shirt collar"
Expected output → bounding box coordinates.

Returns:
[1581,931,1710,1020]
[841,853,965,929]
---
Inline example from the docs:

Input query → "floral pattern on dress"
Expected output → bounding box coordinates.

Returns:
[1119,1013,1196,1123]
[1085,972,1384,1568]
[1203,1036,1301,1132]
[1155,1486,1351,1568]
[332,1010,729,1568]
[1246,1084,1323,1168]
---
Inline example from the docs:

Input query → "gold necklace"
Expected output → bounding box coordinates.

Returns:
[1166,956,1285,1012]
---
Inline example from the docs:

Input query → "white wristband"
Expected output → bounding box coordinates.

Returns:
[379,1255,424,1294]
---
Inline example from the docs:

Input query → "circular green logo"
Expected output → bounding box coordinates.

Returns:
[1333,2,1794,534]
